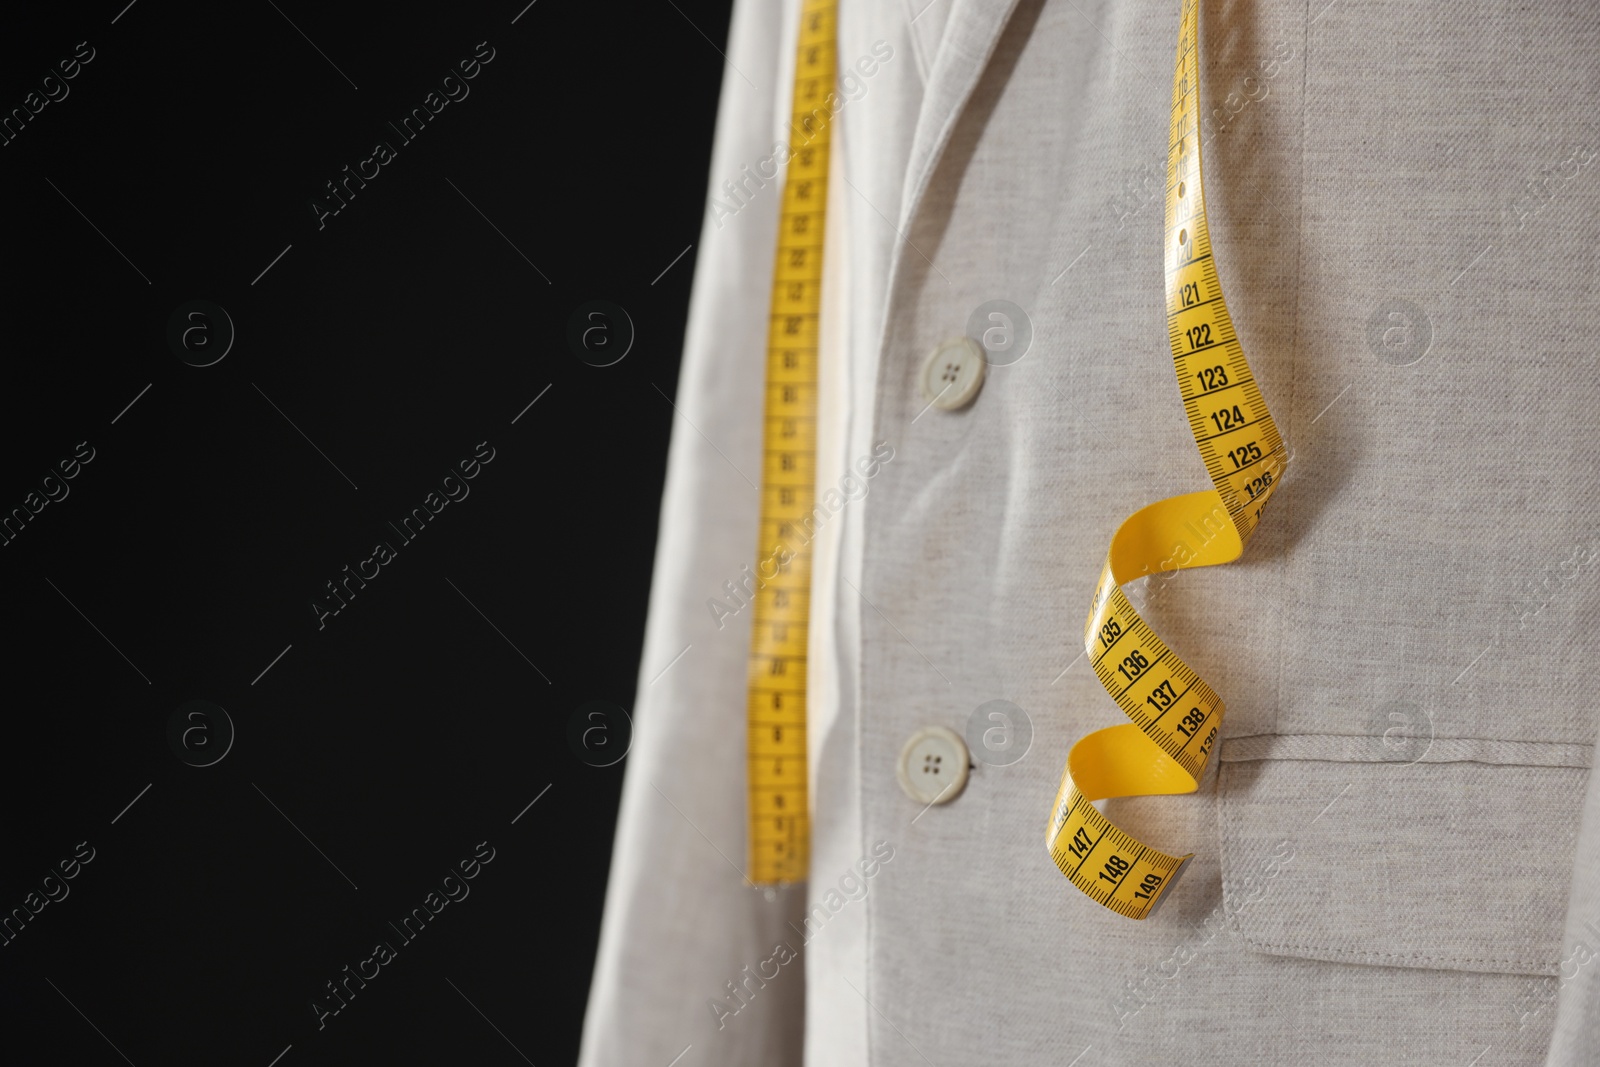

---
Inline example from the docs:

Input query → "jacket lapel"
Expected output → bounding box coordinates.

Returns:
[895,0,1025,238]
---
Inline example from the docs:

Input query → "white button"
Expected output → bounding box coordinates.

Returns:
[919,337,986,411]
[896,726,970,805]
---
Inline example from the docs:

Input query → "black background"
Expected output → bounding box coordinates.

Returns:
[0,0,732,1062]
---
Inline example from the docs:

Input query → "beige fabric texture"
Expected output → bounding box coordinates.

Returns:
[577,1,1600,1064]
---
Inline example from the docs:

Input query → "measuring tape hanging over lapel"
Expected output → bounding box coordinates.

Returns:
[1045,0,1288,918]
[746,0,835,886]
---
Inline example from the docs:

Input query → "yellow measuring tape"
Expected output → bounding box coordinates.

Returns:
[1045,0,1287,918]
[746,0,835,886]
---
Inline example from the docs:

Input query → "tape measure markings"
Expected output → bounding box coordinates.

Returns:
[746,0,837,886]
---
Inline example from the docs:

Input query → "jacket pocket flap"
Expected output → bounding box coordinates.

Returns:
[1216,736,1589,977]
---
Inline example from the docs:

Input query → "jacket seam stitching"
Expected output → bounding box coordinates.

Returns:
[1235,933,1554,972]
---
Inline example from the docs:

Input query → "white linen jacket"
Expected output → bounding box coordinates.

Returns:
[579,0,1600,1063]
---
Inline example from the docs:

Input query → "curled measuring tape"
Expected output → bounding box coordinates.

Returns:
[1045,0,1288,919]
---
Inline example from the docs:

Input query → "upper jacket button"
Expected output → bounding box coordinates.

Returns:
[919,337,985,411]
[896,725,971,805]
